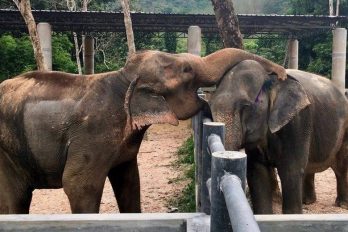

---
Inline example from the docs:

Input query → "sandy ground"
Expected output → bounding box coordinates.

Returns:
[30,120,348,214]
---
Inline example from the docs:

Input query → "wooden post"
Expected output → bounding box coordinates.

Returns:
[84,35,94,74]
[210,151,249,232]
[201,122,225,215]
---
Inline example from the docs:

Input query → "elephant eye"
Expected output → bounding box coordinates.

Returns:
[182,63,193,73]
[240,101,251,110]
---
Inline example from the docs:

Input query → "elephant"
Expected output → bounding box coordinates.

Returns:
[0,49,286,214]
[209,60,348,214]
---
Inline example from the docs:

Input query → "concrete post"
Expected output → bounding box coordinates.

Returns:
[288,39,299,69]
[84,35,95,74]
[201,122,225,215]
[192,94,206,212]
[210,151,249,232]
[188,26,201,56]
[332,28,347,94]
[37,23,52,71]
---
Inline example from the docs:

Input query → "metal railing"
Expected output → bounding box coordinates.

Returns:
[192,108,260,232]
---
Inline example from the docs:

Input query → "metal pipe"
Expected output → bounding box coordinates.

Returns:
[208,134,225,154]
[221,174,260,232]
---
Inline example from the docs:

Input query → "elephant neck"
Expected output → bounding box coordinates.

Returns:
[95,69,132,100]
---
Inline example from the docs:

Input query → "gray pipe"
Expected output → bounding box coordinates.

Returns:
[220,174,260,232]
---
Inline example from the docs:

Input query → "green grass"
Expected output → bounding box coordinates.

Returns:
[168,136,196,212]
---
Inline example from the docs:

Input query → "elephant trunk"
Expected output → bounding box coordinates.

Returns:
[196,48,286,86]
[213,111,243,151]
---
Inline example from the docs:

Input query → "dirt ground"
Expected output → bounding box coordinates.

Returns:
[30,120,348,214]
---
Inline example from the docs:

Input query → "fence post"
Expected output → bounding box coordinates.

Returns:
[37,22,52,71]
[193,94,207,212]
[193,110,203,212]
[210,151,248,232]
[332,27,347,94]
[188,26,201,56]
[201,122,225,215]
[288,39,299,69]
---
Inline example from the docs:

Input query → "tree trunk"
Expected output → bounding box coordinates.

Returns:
[73,32,83,74]
[329,0,334,16]
[336,0,340,16]
[120,0,136,57]
[81,0,90,72]
[66,0,82,74]
[211,0,244,49]
[13,0,46,70]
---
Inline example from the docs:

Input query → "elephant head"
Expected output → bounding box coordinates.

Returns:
[123,49,287,132]
[210,60,310,150]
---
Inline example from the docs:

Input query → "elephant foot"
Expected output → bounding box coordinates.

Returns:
[303,194,317,205]
[335,197,348,209]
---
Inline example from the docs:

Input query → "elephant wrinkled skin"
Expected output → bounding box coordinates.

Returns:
[210,60,348,214]
[0,49,286,214]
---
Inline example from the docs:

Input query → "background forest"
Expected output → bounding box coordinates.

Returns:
[0,0,347,82]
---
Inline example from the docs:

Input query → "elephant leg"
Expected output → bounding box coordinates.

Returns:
[63,175,106,213]
[332,140,348,209]
[277,167,303,214]
[108,159,141,213]
[302,173,316,205]
[62,159,107,213]
[0,190,32,214]
[0,156,32,214]
[247,157,273,214]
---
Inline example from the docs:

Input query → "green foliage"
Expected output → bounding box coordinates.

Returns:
[177,136,194,164]
[0,34,35,81]
[164,32,177,53]
[52,33,77,73]
[306,35,332,77]
[244,38,287,65]
[0,33,77,80]
[170,136,196,212]
[202,36,223,55]
[134,0,212,14]
[94,32,128,73]
[288,0,328,15]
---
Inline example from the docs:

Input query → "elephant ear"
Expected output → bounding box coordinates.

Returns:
[124,77,179,132]
[268,76,310,133]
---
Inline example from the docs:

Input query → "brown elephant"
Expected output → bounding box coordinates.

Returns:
[0,49,286,214]
[209,60,348,214]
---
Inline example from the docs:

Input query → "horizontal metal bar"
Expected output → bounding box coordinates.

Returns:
[220,174,260,232]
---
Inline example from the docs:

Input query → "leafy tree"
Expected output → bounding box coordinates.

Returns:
[164,32,177,53]
[52,33,77,73]
[0,33,77,80]
[0,34,35,81]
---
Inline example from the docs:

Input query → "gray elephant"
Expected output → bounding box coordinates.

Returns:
[209,60,348,214]
[0,49,286,214]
